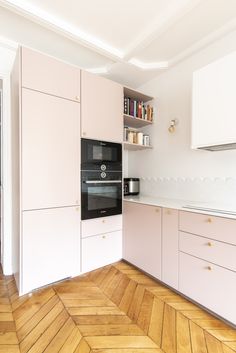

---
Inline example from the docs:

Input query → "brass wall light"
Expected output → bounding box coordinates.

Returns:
[168,119,178,133]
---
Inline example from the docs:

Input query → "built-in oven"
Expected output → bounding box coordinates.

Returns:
[81,138,122,220]
[81,138,122,171]
[81,171,122,220]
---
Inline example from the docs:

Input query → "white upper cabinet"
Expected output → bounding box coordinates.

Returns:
[21,47,80,101]
[22,88,80,210]
[81,70,123,142]
[192,50,236,151]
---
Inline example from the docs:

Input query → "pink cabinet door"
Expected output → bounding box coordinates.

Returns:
[123,201,162,279]
[81,70,123,142]
[21,207,80,295]
[21,47,80,101]
[179,252,236,325]
[22,88,80,210]
[162,208,179,289]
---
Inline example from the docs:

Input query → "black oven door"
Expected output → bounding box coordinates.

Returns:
[81,172,122,220]
[81,138,122,171]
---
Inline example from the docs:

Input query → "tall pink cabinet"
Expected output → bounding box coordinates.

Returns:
[11,47,81,294]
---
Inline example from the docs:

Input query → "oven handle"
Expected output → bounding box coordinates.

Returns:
[84,180,122,184]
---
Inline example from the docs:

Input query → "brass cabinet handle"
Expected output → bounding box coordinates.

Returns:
[206,218,212,223]
[102,235,106,239]
[207,242,213,247]
[75,207,79,212]
[75,95,80,101]
[207,265,212,271]
[102,219,105,223]
[155,208,159,213]
[166,209,171,215]
[82,132,86,136]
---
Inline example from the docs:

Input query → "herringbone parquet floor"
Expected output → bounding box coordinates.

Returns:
[0,261,236,353]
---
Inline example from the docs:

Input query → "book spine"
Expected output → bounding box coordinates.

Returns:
[130,100,134,116]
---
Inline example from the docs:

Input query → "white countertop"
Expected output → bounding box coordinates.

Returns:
[123,195,236,219]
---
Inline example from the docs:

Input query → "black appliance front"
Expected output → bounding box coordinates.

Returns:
[81,138,122,171]
[81,171,122,220]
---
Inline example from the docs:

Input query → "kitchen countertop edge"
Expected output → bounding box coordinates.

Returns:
[123,195,236,220]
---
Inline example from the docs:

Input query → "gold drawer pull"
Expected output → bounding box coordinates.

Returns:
[207,265,212,271]
[102,219,105,223]
[75,207,79,212]
[206,218,212,223]
[166,209,171,215]
[102,235,106,239]
[155,208,159,213]
[207,242,213,247]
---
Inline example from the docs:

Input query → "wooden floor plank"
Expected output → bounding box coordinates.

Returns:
[43,317,75,353]
[119,280,137,314]
[189,321,208,353]
[26,309,69,353]
[73,315,132,325]
[176,312,192,353]
[78,324,144,337]
[205,331,224,353]
[85,336,158,349]
[17,295,59,342]
[137,290,154,333]
[59,326,82,353]
[161,304,176,353]
[148,297,164,347]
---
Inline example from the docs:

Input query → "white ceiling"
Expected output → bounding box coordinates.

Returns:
[1,0,236,87]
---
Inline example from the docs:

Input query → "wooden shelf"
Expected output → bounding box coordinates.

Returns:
[124,114,153,128]
[124,86,153,103]
[123,141,153,151]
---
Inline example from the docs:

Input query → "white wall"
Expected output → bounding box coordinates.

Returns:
[128,29,236,207]
[0,43,16,274]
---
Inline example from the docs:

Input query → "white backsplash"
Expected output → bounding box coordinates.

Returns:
[139,177,236,209]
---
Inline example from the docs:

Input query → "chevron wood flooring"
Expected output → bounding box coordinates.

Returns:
[0,261,235,352]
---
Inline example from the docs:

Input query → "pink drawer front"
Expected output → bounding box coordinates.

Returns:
[179,211,236,245]
[179,252,236,325]
[179,231,236,272]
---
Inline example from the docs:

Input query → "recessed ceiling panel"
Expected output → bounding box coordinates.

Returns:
[19,0,175,52]
[136,0,236,62]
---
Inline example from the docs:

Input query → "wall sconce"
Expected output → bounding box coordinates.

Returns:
[168,119,178,133]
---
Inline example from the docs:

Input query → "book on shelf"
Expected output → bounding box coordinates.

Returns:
[124,96,153,121]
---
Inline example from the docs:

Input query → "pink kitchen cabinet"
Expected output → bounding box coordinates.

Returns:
[162,208,179,289]
[21,47,80,101]
[21,207,80,295]
[81,70,123,142]
[21,88,80,210]
[123,201,162,279]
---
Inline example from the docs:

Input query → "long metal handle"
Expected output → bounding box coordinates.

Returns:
[85,180,122,184]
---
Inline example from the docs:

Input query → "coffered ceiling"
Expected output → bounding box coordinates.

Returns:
[1,0,236,87]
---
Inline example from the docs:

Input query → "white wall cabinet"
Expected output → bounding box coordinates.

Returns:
[162,208,179,289]
[81,70,123,142]
[21,47,80,101]
[21,207,80,295]
[22,88,80,210]
[192,50,236,150]
[123,201,162,279]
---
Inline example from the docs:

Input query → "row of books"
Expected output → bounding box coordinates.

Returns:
[124,97,153,121]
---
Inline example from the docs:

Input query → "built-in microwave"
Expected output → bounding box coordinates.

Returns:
[81,138,122,171]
